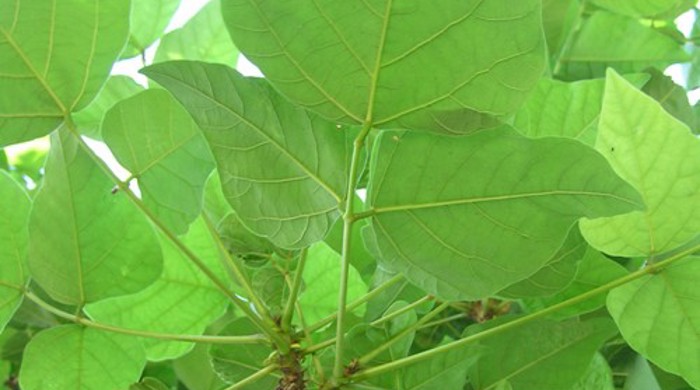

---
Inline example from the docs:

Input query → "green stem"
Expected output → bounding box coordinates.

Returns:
[551,0,586,76]
[282,248,308,333]
[369,295,434,327]
[63,118,289,351]
[350,243,700,382]
[333,123,374,384]
[305,274,404,334]
[417,312,468,330]
[358,301,449,366]
[25,291,266,345]
[223,364,279,390]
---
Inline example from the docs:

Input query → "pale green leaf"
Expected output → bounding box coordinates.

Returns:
[467,318,617,390]
[580,70,700,257]
[143,61,354,249]
[72,76,144,139]
[130,377,170,390]
[366,128,642,300]
[299,242,368,325]
[122,0,180,57]
[27,129,162,305]
[498,225,587,299]
[622,355,662,390]
[557,12,687,80]
[154,0,239,65]
[0,171,30,332]
[102,89,215,234]
[571,353,615,390]
[174,343,226,390]
[221,0,545,134]
[209,318,277,388]
[0,0,130,145]
[203,171,233,225]
[522,248,629,319]
[589,0,695,18]
[19,325,146,390]
[86,217,229,361]
[607,257,700,388]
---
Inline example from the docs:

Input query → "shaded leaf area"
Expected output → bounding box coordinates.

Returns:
[174,343,226,390]
[572,353,615,390]
[27,129,162,305]
[130,377,170,390]
[222,0,545,134]
[0,172,30,332]
[210,318,277,389]
[19,325,146,390]
[522,247,628,319]
[144,61,354,249]
[589,0,695,18]
[155,0,239,66]
[581,70,700,257]
[607,257,700,388]
[367,128,642,300]
[72,76,144,140]
[0,0,130,145]
[641,69,695,130]
[300,242,368,325]
[557,12,687,81]
[363,263,429,322]
[102,89,215,235]
[465,317,617,390]
[542,0,580,58]
[86,217,229,361]
[122,0,180,58]
[498,225,587,299]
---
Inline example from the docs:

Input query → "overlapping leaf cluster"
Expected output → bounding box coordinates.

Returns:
[2,0,700,389]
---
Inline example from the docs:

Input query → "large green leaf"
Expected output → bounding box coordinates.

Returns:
[0,0,130,145]
[19,325,146,390]
[122,0,180,58]
[143,61,354,249]
[557,12,687,80]
[299,242,368,325]
[498,225,587,299]
[27,129,162,305]
[154,0,239,65]
[221,0,545,134]
[466,317,617,390]
[366,128,642,300]
[102,89,215,235]
[72,76,144,140]
[86,217,229,361]
[0,171,30,332]
[580,70,700,257]
[589,0,695,18]
[607,257,700,388]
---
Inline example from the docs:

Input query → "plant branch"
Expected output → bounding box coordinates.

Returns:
[24,291,267,345]
[350,243,700,382]
[63,117,289,352]
[333,123,374,384]
[369,295,434,327]
[223,364,279,390]
[282,247,308,333]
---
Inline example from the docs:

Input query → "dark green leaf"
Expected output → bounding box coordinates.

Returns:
[641,68,695,130]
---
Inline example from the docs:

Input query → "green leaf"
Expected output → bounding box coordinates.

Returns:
[366,128,642,300]
[0,0,131,145]
[209,318,277,388]
[72,76,144,140]
[641,68,695,130]
[522,248,628,319]
[218,212,276,262]
[467,317,617,390]
[580,70,700,257]
[221,0,545,134]
[122,0,180,58]
[203,171,233,225]
[607,257,700,388]
[299,242,368,325]
[326,196,377,283]
[102,89,215,235]
[154,0,239,65]
[174,343,226,390]
[588,0,695,18]
[622,355,662,390]
[86,217,229,361]
[364,264,427,321]
[498,225,587,299]
[19,325,146,390]
[542,0,581,57]
[130,377,170,390]
[0,171,30,333]
[27,129,162,305]
[143,61,354,249]
[557,12,688,80]
[571,353,615,390]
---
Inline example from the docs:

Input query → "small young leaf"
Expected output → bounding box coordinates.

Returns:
[19,325,146,390]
